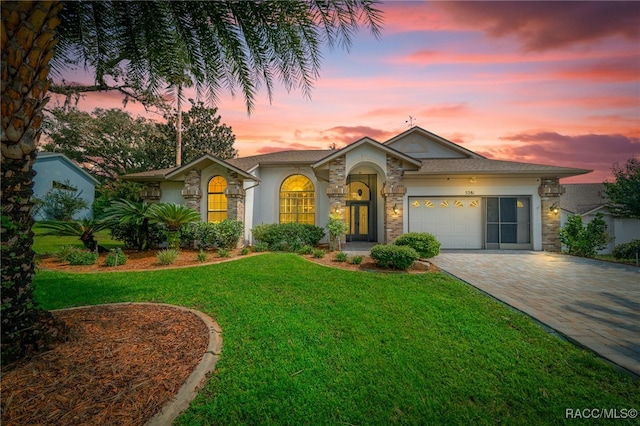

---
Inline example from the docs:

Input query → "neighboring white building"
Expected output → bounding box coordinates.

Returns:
[123,127,590,251]
[560,183,640,254]
[33,152,99,220]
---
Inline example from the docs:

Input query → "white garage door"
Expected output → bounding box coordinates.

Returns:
[408,197,483,249]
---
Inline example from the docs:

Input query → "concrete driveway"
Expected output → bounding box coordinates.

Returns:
[431,251,640,377]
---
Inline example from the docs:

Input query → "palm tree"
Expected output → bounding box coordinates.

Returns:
[38,219,111,252]
[2,0,382,362]
[145,203,201,249]
[102,199,153,251]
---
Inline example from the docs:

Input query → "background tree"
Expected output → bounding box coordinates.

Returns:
[42,107,173,179]
[603,158,640,219]
[2,0,382,362]
[161,100,238,163]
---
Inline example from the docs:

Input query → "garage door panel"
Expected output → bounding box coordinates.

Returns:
[408,197,482,249]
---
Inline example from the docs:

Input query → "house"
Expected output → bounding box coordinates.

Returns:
[560,183,640,254]
[33,152,99,220]
[122,127,590,251]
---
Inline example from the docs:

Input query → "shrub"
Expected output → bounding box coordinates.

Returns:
[197,250,208,262]
[68,251,99,265]
[351,255,364,265]
[218,248,230,258]
[215,219,244,249]
[370,244,419,270]
[240,247,250,256]
[253,242,269,252]
[105,249,128,266]
[312,248,326,259]
[53,245,83,262]
[612,239,640,260]
[394,232,440,259]
[157,248,180,265]
[32,181,88,221]
[297,245,314,255]
[252,223,325,251]
[326,214,348,251]
[334,251,348,262]
[560,214,609,258]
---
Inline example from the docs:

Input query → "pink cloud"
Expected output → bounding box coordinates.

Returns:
[435,1,640,51]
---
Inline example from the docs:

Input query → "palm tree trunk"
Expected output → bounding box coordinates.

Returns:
[1,1,65,362]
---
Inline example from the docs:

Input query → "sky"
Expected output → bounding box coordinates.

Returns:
[51,1,640,184]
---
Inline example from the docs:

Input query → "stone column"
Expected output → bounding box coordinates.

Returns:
[327,157,347,250]
[140,183,161,203]
[181,170,202,212]
[225,172,245,222]
[538,177,565,252]
[382,155,406,244]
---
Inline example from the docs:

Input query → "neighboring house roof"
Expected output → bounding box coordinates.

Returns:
[35,152,100,185]
[561,183,609,215]
[404,158,591,178]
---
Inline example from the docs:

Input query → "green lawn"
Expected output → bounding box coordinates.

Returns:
[33,254,639,425]
[32,222,123,255]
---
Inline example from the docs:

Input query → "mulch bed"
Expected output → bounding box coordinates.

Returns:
[1,304,208,426]
[2,249,437,425]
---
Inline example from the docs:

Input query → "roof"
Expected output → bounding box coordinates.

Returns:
[312,137,422,169]
[560,183,609,214]
[384,126,485,159]
[404,158,591,178]
[35,152,100,185]
[227,150,331,172]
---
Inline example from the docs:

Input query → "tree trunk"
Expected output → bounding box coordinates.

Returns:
[1,1,65,363]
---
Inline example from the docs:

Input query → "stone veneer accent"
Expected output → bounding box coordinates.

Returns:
[140,183,162,203]
[382,155,406,244]
[538,177,565,252]
[225,171,245,222]
[182,170,202,212]
[327,157,347,250]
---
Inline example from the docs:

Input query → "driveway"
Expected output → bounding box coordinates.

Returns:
[430,251,640,377]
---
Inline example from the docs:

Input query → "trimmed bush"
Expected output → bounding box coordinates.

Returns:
[334,251,348,262]
[68,251,99,265]
[216,219,244,249]
[370,244,419,270]
[297,245,314,255]
[157,248,180,265]
[312,248,326,259]
[218,248,230,258]
[105,249,128,266]
[253,242,269,252]
[394,232,440,259]
[240,247,250,256]
[612,239,640,260]
[252,223,325,251]
[351,255,364,265]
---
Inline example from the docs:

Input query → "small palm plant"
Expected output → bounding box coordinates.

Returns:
[145,203,201,249]
[102,199,153,251]
[38,219,111,252]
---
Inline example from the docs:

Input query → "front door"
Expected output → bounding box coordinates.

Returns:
[346,202,370,241]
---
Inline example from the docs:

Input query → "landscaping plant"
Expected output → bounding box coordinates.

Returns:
[371,244,419,270]
[394,232,440,259]
[105,249,128,267]
[156,248,180,265]
[559,213,609,257]
[38,219,110,253]
[326,213,348,251]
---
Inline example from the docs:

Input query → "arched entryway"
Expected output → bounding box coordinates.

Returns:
[345,174,377,242]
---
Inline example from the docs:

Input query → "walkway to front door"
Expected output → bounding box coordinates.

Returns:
[431,251,640,377]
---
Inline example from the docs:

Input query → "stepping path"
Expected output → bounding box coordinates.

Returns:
[431,251,640,377]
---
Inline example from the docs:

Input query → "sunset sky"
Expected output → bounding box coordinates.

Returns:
[52,1,640,184]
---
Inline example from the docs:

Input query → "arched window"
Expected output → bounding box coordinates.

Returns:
[280,175,315,224]
[208,176,227,222]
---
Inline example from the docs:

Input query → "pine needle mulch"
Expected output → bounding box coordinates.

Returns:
[1,304,209,426]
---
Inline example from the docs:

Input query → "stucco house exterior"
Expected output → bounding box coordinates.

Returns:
[560,183,640,254]
[122,127,590,251]
[33,152,99,220]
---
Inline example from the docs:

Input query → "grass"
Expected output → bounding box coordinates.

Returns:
[33,222,123,255]
[33,254,639,425]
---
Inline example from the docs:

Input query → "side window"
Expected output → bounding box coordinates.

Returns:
[207,176,227,222]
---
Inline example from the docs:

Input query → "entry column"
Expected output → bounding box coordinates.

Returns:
[538,178,564,252]
[382,183,405,244]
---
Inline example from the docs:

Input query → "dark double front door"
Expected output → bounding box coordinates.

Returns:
[345,174,377,242]
[346,202,370,241]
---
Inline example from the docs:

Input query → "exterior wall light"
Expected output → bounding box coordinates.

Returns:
[550,203,559,215]
[470,176,477,183]
[393,204,399,215]
[334,206,341,214]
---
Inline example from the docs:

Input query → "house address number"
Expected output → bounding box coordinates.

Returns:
[465,190,475,195]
